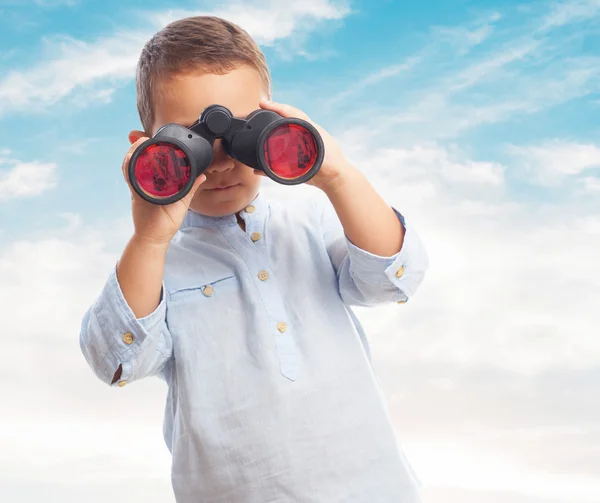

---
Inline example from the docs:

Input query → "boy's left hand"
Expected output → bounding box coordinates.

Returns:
[257,98,355,194]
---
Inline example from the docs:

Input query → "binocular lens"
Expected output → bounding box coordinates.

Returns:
[263,124,319,180]
[133,143,191,199]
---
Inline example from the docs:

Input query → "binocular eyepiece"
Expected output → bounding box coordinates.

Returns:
[128,104,325,205]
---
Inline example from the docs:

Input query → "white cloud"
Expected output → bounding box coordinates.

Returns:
[582,176,600,192]
[57,137,102,155]
[444,38,542,93]
[0,153,57,201]
[318,2,600,142]
[408,438,600,502]
[327,56,421,104]
[0,213,133,341]
[321,11,509,111]
[34,0,78,6]
[0,31,146,116]
[2,133,599,501]
[151,0,352,46]
[540,0,600,29]
[0,1,352,117]
[336,141,507,192]
[330,131,600,499]
[0,227,173,498]
[338,143,600,375]
[381,49,600,141]
[508,139,600,185]
[430,11,502,55]
[0,0,77,6]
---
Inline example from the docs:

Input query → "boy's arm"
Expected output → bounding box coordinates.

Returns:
[323,162,405,257]
[256,98,428,305]
[79,236,173,387]
[316,162,429,306]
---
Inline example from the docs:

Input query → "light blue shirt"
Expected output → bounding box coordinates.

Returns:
[80,190,429,502]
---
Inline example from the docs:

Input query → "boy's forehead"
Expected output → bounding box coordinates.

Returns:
[152,67,267,131]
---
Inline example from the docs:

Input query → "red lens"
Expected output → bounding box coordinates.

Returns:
[263,123,318,179]
[133,143,191,198]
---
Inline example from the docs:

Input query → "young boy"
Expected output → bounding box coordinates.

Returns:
[80,15,429,503]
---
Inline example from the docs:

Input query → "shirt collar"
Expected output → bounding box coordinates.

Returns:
[180,191,267,229]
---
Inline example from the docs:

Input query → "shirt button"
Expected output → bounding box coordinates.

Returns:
[117,380,127,387]
[395,266,405,278]
[203,285,214,296]
[122,332,134,344]
[251,232,261,242]
[258,270,269,281]
[277,322,287,333]
[245,205,256,213]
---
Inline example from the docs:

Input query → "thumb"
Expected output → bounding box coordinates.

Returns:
[179,173,207,206]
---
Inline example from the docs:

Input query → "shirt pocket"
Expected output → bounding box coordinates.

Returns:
[164,271,251,375]
[167,273,240,302]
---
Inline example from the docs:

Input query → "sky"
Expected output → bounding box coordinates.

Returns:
[0,0,599,501]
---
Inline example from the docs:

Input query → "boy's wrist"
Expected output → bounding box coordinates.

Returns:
[131,232,172,253]
[318,161,363,198]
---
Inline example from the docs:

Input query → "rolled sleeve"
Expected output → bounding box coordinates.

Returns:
[318,195,429,307]
[345,208,428,303]
[79,263,172,386]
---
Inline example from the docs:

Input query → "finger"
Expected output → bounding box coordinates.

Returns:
[122,136,150,184]
[259,98,310,121]
[191,173,207,191]
[122,138,150,203]
[179,173,207,206]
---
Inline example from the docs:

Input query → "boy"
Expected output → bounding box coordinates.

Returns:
[80,15,428,503]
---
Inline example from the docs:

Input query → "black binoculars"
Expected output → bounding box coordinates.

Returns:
[128,104,325,204]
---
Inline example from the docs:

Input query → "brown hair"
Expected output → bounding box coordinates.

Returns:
[135,16,272,133]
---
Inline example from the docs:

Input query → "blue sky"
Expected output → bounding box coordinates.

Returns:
[1,0,599,239]
[1,1,600,502]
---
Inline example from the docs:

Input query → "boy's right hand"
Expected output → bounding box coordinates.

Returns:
[122,137,207,247]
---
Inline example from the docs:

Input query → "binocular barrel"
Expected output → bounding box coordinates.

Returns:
[128,105,324,205]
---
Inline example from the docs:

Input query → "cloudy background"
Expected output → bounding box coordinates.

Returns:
[0,0,599,501]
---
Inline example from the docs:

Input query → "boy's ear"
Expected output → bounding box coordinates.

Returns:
[128,129,147,144]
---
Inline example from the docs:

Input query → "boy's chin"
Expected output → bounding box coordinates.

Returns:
[190,187,257,216]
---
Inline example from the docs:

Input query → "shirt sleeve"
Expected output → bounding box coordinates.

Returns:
[316,195,429,307]
[79,263,173,387]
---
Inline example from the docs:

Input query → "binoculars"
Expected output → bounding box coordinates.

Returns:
[128,104,325,204]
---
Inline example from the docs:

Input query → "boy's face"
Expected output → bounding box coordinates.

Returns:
[131,65,268,217]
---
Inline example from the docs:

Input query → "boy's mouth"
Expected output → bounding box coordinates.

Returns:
[206,183,241,191]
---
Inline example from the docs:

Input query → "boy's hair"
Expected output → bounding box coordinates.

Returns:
[136,16,272,133]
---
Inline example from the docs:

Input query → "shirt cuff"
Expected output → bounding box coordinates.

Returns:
[99,263,167,361]
[345,207,426,302]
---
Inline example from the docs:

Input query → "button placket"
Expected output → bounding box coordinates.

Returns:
[255,268,300,381]
[222,205,301,381]
[239,204,262,246]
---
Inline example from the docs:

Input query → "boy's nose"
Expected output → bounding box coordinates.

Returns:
[205,139,234,174]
